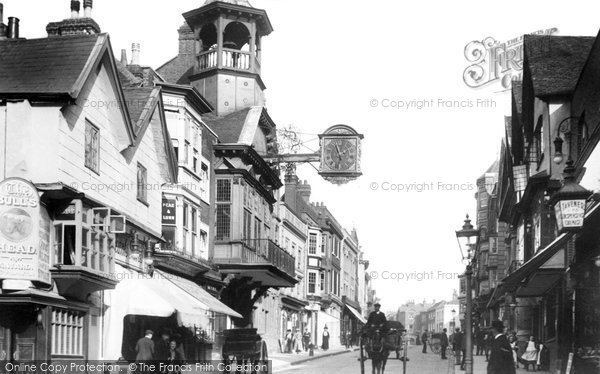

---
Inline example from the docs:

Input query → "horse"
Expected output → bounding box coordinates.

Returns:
[361,325,390,374]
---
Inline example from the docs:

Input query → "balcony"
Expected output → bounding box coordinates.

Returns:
[213,239,297,287]
[197,49,260,75]
[153,246,211,278]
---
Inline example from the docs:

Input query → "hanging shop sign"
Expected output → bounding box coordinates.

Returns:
[0,178,50,284]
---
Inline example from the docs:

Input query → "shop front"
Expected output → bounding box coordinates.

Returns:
[102,265,240,362]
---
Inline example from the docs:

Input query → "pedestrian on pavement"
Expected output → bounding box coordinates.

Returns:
[476,329,485,356]
[285,329,293,353]
[165,340,186,374]
[155,330,171,365]
[487,321,516,374]
[508,335,519,369]
[484,332,492,361]
[440,328,449,360]
[519,336,539,371]
[452,328,463,365]
[321,326,330,350]
[293,329,302,354]
[135,330,155,362]
[421,330,429,353]
[302,328,311,351]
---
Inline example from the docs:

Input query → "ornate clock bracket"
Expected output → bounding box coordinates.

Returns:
[264,124,364,185]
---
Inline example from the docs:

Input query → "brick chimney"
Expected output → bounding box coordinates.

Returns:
[284,170,299,212]
[47,0,100,37]
[178,23,195,55]
[297,180,312,202]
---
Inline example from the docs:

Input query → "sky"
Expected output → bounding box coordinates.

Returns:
[4,0,600,313]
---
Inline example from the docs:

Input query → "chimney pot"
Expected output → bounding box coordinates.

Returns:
[0,3,3,24]
[83,0,92,18]
[131,42,141,65]
[71,0,81,18]
[7,16,18,39]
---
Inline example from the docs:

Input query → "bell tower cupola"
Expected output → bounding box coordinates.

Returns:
[183,0,273,116]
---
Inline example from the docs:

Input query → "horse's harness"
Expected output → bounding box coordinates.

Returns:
[363,324,386,353]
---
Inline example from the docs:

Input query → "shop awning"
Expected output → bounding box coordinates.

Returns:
[155,270,242,318]
[489,201,600,307]
[345,304,367,324]
[111,265,209,327]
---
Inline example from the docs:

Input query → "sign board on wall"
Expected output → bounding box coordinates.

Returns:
[0,178,50,284]
[162,198,176,225]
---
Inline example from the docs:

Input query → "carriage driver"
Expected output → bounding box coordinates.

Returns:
[366,303,388,332]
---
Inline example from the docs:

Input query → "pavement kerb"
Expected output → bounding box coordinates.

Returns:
[289,347,360,366]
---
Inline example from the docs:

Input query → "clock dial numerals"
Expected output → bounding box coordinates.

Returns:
[324,139,356,171]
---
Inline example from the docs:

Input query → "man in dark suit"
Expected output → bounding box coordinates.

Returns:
[487,321,516,374]
[154,330,170,363]
[135,330,155,362]
[422,330,429,353]
[366,303,387,329]
[452,328,463,365]
[440,328,449,359]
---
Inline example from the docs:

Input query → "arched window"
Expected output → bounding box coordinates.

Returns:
[223,21,251,51]
[199,24,217,52]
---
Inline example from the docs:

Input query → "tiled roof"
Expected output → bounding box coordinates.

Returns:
[525,35,595,97]
[122,87,157,134]
[155,55,195,85]
[203,107,252,143]
[0,34,103,99]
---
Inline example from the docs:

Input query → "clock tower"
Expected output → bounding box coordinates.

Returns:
[181,0,273,116]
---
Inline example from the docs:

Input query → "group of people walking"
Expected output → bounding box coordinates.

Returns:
[135,330,186,373]
[421,321,549,373]
[283,327,315,353]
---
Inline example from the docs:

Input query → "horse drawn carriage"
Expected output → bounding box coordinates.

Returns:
[221,328,269,374]
[359,321,405,374]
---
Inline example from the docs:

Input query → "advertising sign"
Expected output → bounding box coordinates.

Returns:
[0,178,50,284]
[162,198,176,225]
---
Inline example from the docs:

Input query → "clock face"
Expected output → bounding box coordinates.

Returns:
[323,138,357,171]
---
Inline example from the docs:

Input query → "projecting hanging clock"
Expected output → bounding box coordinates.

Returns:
[318,125,364,185]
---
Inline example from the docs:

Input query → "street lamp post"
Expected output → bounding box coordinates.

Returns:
[456,215,480,374]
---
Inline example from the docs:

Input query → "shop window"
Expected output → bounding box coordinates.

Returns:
[84,120,100,174]
[51,309,84,356]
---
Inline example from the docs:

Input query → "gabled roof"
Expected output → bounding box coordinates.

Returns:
[524,35,595,97]
[0,34,107,100]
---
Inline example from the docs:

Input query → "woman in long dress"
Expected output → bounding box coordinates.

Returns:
[321,326,330,350]
[508,335,519,369]
[520,336,538,371]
